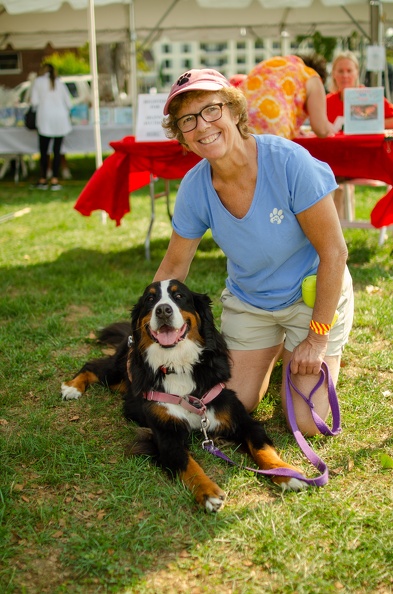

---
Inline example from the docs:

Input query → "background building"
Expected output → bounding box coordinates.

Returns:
[148,36,314,92]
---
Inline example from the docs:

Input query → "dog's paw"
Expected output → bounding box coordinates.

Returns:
[204,490,226,513]
[280,477,308,492]
[271,467,309,492]
[205,494,226,513]
[61,382,82,401]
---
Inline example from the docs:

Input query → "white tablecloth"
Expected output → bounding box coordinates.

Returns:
[0,125,128,155]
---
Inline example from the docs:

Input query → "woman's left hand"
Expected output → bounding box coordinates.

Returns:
[290,333,328,375]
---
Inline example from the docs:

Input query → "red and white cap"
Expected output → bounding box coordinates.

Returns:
[163,69,231,115]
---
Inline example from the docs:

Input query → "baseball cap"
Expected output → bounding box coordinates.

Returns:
[163,69,231,115]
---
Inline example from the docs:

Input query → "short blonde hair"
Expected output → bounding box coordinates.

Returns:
[330,51,360,92]
[162,87,250,146]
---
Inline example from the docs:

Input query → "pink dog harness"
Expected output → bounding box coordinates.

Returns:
[143,382,225,416]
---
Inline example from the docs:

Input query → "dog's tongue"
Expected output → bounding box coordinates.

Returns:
[151,323,187,346]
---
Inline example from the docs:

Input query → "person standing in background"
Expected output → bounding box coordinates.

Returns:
[240,54,335,139]
[30,63,72,190]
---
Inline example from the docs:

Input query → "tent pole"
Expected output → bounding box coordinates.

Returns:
[88,0,106,224]
[88,0,103,171]
[369,0,380,87]
[129,0,138,135]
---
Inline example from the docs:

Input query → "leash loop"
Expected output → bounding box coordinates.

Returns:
[203,361,341,488]
[286,362,341,438]
[284,361,341,485]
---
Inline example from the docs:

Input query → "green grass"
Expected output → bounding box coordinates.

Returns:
[1,157,393,593]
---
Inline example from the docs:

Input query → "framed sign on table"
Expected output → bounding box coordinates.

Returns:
[344,87,384,135]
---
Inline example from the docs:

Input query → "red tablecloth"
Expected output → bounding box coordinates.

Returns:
[293,132,393,228]
[75,136,201,226]
[75,133,393,228]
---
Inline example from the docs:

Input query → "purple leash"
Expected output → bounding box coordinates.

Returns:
[203,362,341,487]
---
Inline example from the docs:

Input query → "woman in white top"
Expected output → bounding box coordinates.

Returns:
[30,63,72,190]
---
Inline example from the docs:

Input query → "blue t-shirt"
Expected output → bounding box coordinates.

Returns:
[172,134,338,311]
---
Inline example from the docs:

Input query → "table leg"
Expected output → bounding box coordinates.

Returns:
[144,176,172,260]
[164,179,172,220]
[14,156,21,184]
[0,155,23,182]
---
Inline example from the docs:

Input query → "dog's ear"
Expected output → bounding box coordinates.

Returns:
[129,296,149,391]
[130,295,144,338]
[192,291,228,354]
[192,291,214,323]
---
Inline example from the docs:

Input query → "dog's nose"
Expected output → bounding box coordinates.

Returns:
[155,303,173,320]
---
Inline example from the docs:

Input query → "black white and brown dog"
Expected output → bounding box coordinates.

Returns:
[61,279,306,512]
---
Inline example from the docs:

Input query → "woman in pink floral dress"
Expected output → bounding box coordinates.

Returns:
[241,54,334,139]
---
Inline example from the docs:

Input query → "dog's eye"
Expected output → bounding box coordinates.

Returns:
[147,295,155,302]
[173,292,183,300]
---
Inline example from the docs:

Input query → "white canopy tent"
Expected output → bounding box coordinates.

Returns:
[2,0,393,161]
[2,0,393,43]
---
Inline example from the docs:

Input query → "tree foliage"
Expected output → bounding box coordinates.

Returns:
[296,31,337,62]
[43,46,90,75]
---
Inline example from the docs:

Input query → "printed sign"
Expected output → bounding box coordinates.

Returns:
[366,45,386,72]
[135,94,169,142]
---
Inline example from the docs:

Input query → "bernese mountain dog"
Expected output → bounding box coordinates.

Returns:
[61,279,306,512]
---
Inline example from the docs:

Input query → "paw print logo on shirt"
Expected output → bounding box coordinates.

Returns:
[269,208,284,224]
[177,72,192,86]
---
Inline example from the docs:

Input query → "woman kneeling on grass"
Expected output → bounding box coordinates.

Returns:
[154,69,354,436]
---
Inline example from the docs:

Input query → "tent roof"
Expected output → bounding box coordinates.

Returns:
[1,0,393,48]
[2,0,393,13]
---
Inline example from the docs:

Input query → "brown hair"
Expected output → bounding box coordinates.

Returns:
[162,86,250,146]
[330,51,359,92]
[44,63,57,90]
[297,53,328,84]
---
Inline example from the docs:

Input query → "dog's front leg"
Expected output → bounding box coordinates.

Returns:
[61,358,127,401]
[247,441,307,491]
[61,369,100,400]
[179,454,226,513]
[232,408,307,491]
[150,413,227,512]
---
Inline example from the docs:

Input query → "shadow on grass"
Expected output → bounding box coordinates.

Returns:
[1,238,226,314]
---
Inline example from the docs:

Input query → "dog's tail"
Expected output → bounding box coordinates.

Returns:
[128,427,159,457]
[98,322,130,347]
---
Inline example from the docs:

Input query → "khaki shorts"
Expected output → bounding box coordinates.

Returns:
[220,267,354,356]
